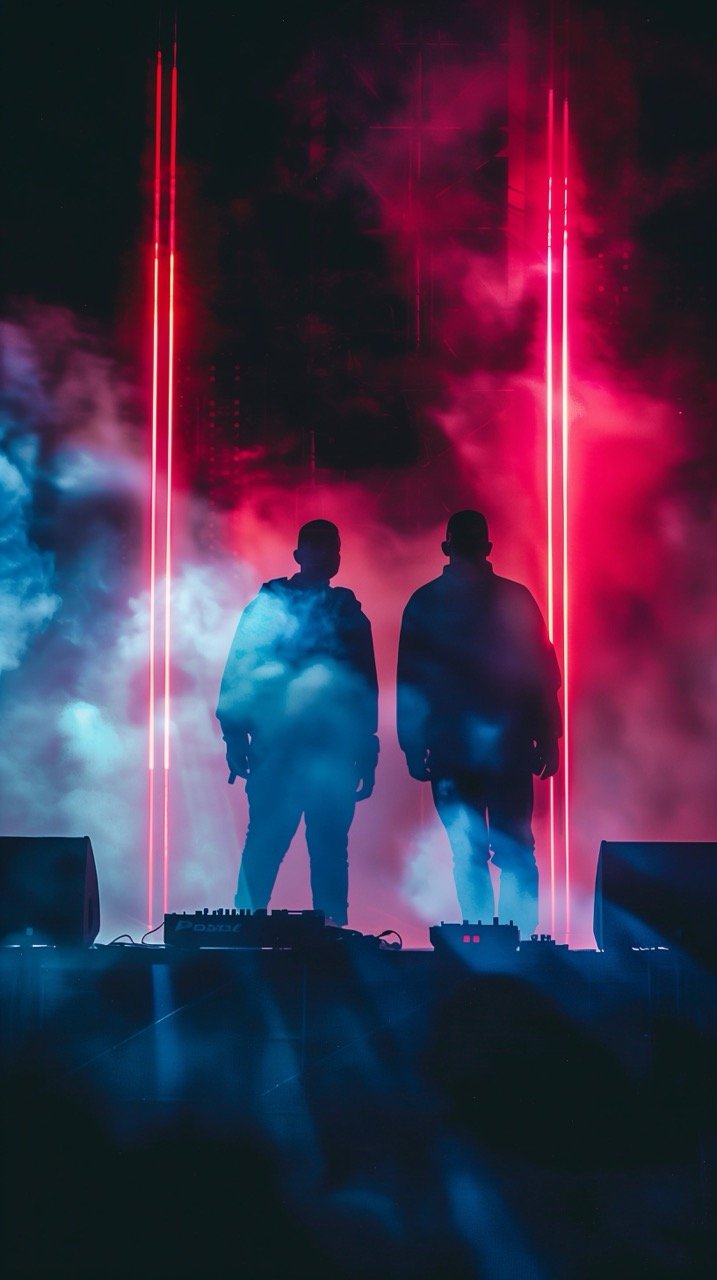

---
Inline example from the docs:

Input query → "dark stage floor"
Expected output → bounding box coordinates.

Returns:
[2,942,716,1279]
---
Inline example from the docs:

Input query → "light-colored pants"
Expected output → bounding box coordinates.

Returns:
[236,749,357,926]
[432,769,538,935]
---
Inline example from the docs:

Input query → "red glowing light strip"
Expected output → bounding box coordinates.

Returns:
[545,87,556,939]
[561,96,571,942]
[545,89,555,645]
[162,38,178,915]
[148,49,162,929]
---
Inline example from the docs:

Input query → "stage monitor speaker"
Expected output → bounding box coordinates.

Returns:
[0,836,100,946]
[594,840,717,963]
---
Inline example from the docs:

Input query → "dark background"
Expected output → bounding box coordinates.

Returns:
[3,1,717,432]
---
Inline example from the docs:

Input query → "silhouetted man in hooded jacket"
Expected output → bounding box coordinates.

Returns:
[397,510,561,935]
[217,520,379,926]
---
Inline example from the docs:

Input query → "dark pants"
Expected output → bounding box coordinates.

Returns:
[236,749,357,925]
[431,769,538,936]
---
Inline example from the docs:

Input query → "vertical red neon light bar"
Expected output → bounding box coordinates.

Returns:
[147,32,178,927]
[148,50,162,930]
[561,95,571,943]
[545,86,557,939]
[545,20,571,942]
[163,36,178,915]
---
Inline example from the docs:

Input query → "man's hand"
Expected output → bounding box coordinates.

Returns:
[532,738,559,779]
[405,748,431,782]
[355,766,376,801]
[355,734,380,800]
[225,734,250,783]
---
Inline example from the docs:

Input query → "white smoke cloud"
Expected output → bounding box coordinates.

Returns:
[0,426,60,673]
[400,816,460,923]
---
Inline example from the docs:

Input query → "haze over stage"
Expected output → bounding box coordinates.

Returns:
[2,937,716,1278]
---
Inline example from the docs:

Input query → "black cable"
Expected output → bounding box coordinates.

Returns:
[141,920,165,944]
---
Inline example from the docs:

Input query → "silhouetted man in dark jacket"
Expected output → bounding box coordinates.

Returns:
[217,520,379,926]
[397,510,561,935]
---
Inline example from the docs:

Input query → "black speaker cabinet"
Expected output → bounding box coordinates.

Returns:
[594,840,717,963]
[0,836,100,946]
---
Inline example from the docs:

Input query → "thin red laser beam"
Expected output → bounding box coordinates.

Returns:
[162,35,178,916]
[148,48,162,930]
[561,95,571,943]
[546,89,555,647]
[545,86,556,940]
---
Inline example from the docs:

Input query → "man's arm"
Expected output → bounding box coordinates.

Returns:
[397,597,431,781]
[523,591,562,778]
[348,605,380,801]
[216,591,269,782]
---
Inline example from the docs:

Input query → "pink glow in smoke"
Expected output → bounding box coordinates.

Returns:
[148,48,162,931]
[147,34,179,927]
